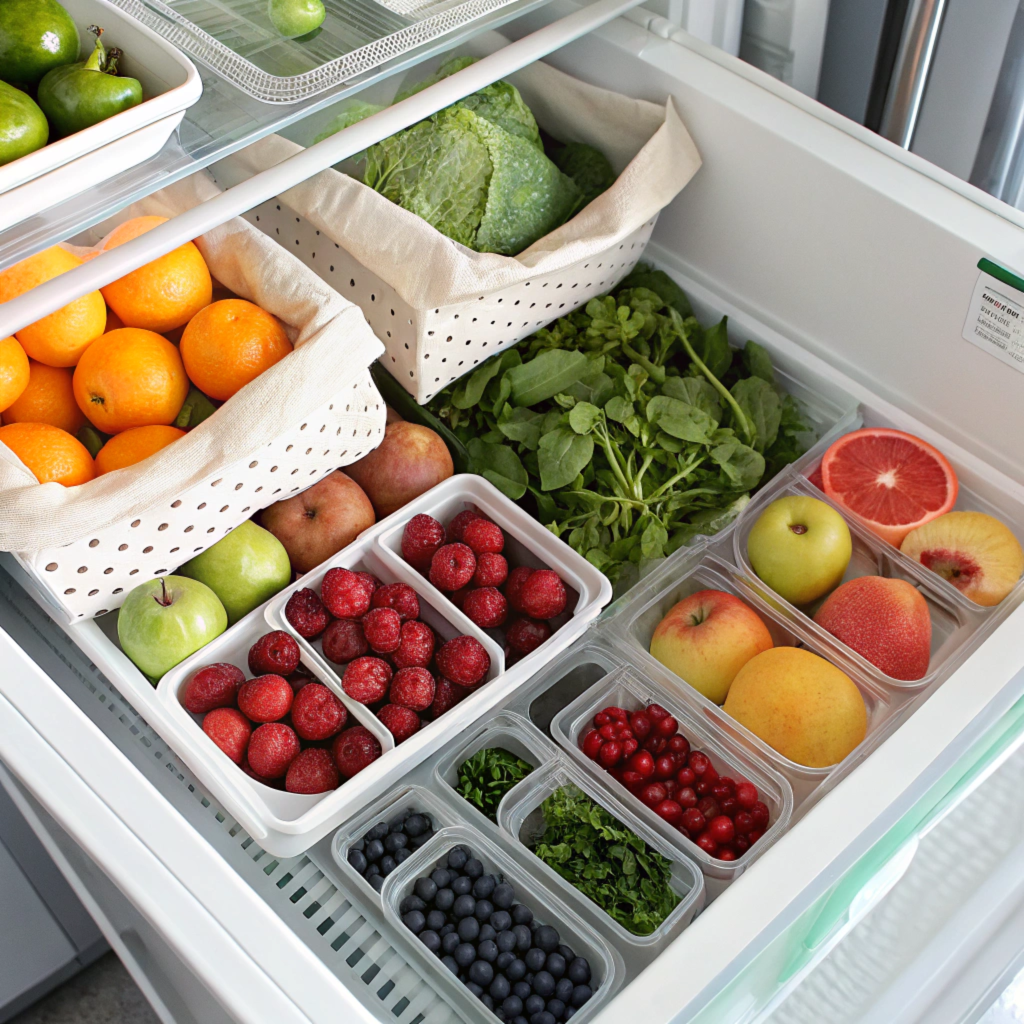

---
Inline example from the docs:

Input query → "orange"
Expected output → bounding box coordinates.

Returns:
[0,337,29,413]
[0,422,95,486]
[95,424,185,475]
[100,216,212,334]
[73,328,190,434]
[180,299,292,401]
[3,360,86,434]
[105,308,124,333]
[0,246,107,367]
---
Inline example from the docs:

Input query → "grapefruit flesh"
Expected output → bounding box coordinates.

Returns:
[820,428,957,547]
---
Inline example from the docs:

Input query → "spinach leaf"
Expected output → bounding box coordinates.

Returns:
[661,375,722,421]
[456,747,534,822]
[467,438,528,499]
[508,349,589,407]
[538,428,594,490]
[646,395,716,444]
[743,340,775,382]
[731,376,782,452]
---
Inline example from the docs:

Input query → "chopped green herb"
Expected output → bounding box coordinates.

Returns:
[457,747,535,821]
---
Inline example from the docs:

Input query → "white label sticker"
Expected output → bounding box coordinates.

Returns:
[963,266,1024,372]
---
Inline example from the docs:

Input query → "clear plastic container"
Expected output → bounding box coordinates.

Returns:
[380,822,625,1024]
[549,664,793,888]
[498,756,705,952]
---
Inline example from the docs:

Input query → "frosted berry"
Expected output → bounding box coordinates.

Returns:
[291,682,347,741]
[321,618,368,664]
[183,663,244,714]
[362,607,402,653]
[462,518,505,555]
[506,617,551,655]
[372,582,420,622]
[427,677,458,719]
[241,757,282,788]
[237,674,294,723]
[321,568,372,619]
[285,588,330,640]
[435,635,490,686]
[342,657,392,704]
[390,667,436,712]
[355,571,380,596]
[377,703,422,743]
[202,708,251,764]
[333,726,381,778]
[472,552,508,588]
[248,631,300,677]
[285,748,340,794]
[518,570,567,620]
[429,543,477,592]
[505,566,534,613]
[447,509,481,543]
[402,514,446,571]
[247,723,301,778]
[463,587,508,629]
[392,620,435,669]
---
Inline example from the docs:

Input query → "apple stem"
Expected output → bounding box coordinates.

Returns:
[155,578,172,607]
[789,524,808,535]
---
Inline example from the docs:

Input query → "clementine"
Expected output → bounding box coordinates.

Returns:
[0,247,106,367]
[95,424,185,475]
[100,216,213,334]
[0,337,29,413]
[180,299,292,401]
[3,360,86,434]
[0,422,95,486]
[73,328,189,434]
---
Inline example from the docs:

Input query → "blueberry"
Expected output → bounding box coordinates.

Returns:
[439,923,455,937]
[531,1013,555,1024]
[457,917,480,942]
[497,929,517,953]
[410,832,433,849]
[404,813,429,838]
[369,874,385,892]
[434,888,455,912]
[524,994,546,1016]
[507,959,528,984]
[385,832,408,854]
[474,875,496,899]
[496,951,516,971]
[469,960,494,986]
[564,1008,576,1021]
[491,910,512,932]
[558,945,575,963]
[570,985,592,1008]
[348,849,368,874]
[547,999,565,1020]
[442,955,459,975]
[452,876,473,896]
[479,924,497,942]
[426,909,446,932]
[365,839,384,862]
[465,858,484,880]
[555,978,574,1004]
[503,995,524,1017]
[448,847,469,871]
[388,817,405,834]
[474,899,494,922]
[492,882,515,909]
[545,953,566,979]
[431,868,452,889]
[534,926,559,953]
[394,848,411,864]
[467,982,484,998]
[530,919,541,932]
[513,925,532,952]
[454,943,477,968]
[513,979,532,1001]
[403,910,426,934]
[364,821,388,842]
[366,863,381,879]
[453,894,476,919]
[478,939,499,963]
[566,959,591,985]
[442,932,460,955]
[525,947,546,972]
[515,1018,530,1024]
[353,839,365,851]
[532,971,555,998]
[491,975,511,1001]
[497,1009,508,1023]
[380,855,396,876]
[512,904,534,926]
[420,930,441,953]
[415,877,438,903]
[482,994,494,1011]
[526,972,535,986]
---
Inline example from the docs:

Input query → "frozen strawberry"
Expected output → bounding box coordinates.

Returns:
[447,586,471,610]
[248,631,301,677]
[247,723,301,778]
[392,620,435,669]
[321,567,372,619]
[463,587,508,629]
[401,514,446,571]
[506,617,552,654]
[377,704,421,743]
[238,674,294,723]
[333,725,382,778]
[291,682,347,741]
[427,677,457,719]
[450,679,475,705]
[447,509,482,543]
[342,656,392,704]
[390,667,436,712]
[288,666,315,692]
[362,607,402,653]
[518,569,567,619]
[371,582,420,622]
[435,635,490,687]
[429,543,476,592]
[462,518,505,555]
[182,662,244,714]
[285,748,341,794]
[202,708,251,764]
[472,552,508,588]
[354,571,380,598]
[321,618,368,664]
[241,757,284,789]
[285,588,330,640]
[505,566,535,613]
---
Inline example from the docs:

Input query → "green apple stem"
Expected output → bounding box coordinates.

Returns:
[789,524,808,535]
[155,578,172,607]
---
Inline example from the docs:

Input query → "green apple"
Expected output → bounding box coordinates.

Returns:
[747,495,852,606]
[179,520,292,625]
[118,576,227,681]
[268,0,325,38]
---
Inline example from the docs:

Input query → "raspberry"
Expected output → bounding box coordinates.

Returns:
[371,582,420,622]
[285,748,341,794]
[321,568,372,619]
[506,617,552,654]
[429,543,476,592]
[343,656,392,704]
[247,723,301,778]
[447,509,481,543]
[462,518,505,555]
[291,682,347,741]
[402,514,446,571]
[390,667,436,712]
[182,663,244,714]
[462,587,508,629]
[202,708,251,764]
[505,566,534,613]
[435,635,490,687]
[237,675,294,723]
[472,552,508,588]
[362,607,402,653]
[248,631,301,677]
[377,704,422,743]
[427,677,457,719]
[354,572,380,598]
[518,569,568,619]
[285,588,330,640]
[333,725,382,778]
[392,620,435,669]
[321,618,368,665]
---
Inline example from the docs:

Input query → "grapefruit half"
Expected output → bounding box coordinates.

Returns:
[820,428,957,547]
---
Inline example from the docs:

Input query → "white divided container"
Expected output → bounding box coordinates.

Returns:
[0,0,202,231]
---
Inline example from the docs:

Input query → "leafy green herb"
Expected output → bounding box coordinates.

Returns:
[428,266,816,584]
[457,747,535,822]
[532,785,679,935]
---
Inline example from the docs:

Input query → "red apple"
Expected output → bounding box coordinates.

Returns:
[649,589,773,704]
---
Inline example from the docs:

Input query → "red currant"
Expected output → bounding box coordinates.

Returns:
[698,796,719,820]
[711,782,733,800]
[717,776,736,793]
[733,812,754,835]
[734,835,750,854]
[656,715,678,738]
[654,800,683,826]
[654,755,676,780]
[598,740,622,768]
[688,751,711,775]
[676,766,696,787]
[647,703,669,721]
[718,848,737,861]
[622,738,639,759]
[646,736,667,756]
[735,782,759,809]
[607,706,629,721]
[708,815,735,844]
[719,797,739,817]
[747,829,764,844]
[599,723,618,741]
[640,782,667,808]
[751,801,770,829]
[581,730,603,760]
[681,808,705,834]
[628,750,655,778]
[629,711,652,741]
[593,711,610,727]
[696,832,718,856]
[667,734,690,758]
[677,786,698,808]
[622,770,644,788]
[662,778,679,799]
